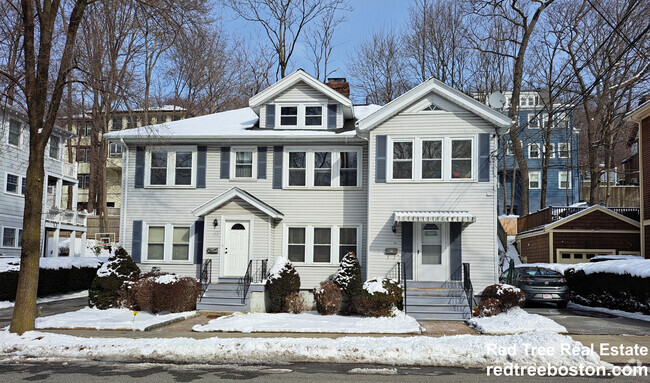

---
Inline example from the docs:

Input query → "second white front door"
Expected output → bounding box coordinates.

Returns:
[416,222,447,281]
[223,220,250,276]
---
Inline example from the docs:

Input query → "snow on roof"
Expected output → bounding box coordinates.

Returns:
[523,259,650,278]
[353,104,382,120]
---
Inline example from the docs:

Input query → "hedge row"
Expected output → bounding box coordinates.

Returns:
[0,266,99,301]
[565,269,650,314]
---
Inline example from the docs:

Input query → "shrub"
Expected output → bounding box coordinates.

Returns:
[284,291,305,314]
[481,284,526,311]
[118,273,199,313]
[89,247,140,309]
[478,297,502,317]
[0,265,100,301]
[355,278,403,317]
[313,281,342,315]
[565,269,650,314]
[266,256,300,313]
[333,252,363,312]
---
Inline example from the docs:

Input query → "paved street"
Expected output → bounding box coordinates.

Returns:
[0,360,641,383]
[0,297,88,328]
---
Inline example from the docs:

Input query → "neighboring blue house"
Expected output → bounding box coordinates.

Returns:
[496,91,581,215]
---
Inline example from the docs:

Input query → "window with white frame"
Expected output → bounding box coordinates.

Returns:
[559,171,571,189]
[109,142,123,158]
[172,227,190,261]
[8,119,21,146]
[146,148,195,187]
[528,113,539,129]
[6,173,19,194]
[232,147,256,179]
[528,143,541,159]
[147,226,165,260]
[529,172,541,189]
[558,143,570,158]
[280,106,298,126]
[422,140,442,179]
[286,225,359,264]
[545,143,555,158]
[49,135,60,159]
[2,227,21,247]
[21,177,26,195]
[284,147,361,188]
[451,139,472,179]
[392,141,413,179]
[305,106,323,126]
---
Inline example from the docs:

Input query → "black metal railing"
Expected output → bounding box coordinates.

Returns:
[240,259,268,304]
[386,261,402,283]
[199,259,212,299]
[463,263,474,315]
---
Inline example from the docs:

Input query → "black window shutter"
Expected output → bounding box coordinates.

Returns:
[194,220,204,265]
[135,146,145,188]
[220,146,230,179]
[376,135,387,183]
[131,220,143,263]
[479,133,490,182]
[258,146,267,179]
[327,104,337,128]
[197,146,207,188]
[401,222,413,280]
[266,104,275,128]
[449,222,462,280]
[273,146,283,189]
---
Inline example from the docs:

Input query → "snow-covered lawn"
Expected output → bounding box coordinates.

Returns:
[34,307,196,331]
[468,307,567,334]
[0,290,88,310]
[0,330,607,368]
[568,302,650,323]
[193,311,423,334]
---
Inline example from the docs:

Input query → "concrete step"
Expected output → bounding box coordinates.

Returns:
[405,304,467,313]
[405,288,465,297]
[217,277,243,284]
[202,290,246,299]
[405,296,467,305]
[407,311,470,321]
[199,296,248,305]
[405,281,462,288]
[197,302,248,312]
[205,283,242,292]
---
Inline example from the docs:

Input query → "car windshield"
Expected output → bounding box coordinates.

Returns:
[518,267,562,277]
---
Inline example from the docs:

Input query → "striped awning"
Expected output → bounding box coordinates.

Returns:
[393,211,476,223]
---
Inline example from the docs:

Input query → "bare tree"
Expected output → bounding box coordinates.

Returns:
[0,1,24,105]
[348,28,412,105]
[222,0,348,78]
[1,0,89,334]
[305,1,350,81]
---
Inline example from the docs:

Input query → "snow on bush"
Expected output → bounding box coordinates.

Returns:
[313,281,342,315]
[266,257,300,313]
[363,278,388,294]
[333,251,362,312]
[468,307,567,334]
[479,284,526,317]
[355,277,403,317]
[88,247,140,310]
[117,272,199,313]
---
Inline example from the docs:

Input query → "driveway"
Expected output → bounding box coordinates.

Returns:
[0,297,88,328]
[524,303,650,336]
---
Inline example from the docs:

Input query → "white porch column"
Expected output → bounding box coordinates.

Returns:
[69,231,77,257]
[55,178,63,208]
[52,228,60,257]
[72,183,78,217]
[80,231,87,257]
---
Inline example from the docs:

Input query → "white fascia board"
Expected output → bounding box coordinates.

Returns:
[625,100,650,123]
[192,187,284,219]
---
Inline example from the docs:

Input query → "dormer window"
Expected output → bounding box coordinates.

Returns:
[280,106,298,126]
[275,103,329,128]
[305,106,323,126]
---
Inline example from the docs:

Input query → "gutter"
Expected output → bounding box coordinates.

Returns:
[119,138,128,247]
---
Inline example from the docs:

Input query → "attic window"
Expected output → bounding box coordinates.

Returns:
[280,106,298,126]
[305,106,323,126]
[423,104,441,111]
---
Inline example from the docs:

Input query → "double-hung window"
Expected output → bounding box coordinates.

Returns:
[49,136,60,159]
[280,106,298,126]
[305,106,323,126]
[528,143,540,159]
[147,148,195,187]
[288,151,307,186]
[145,224,193,262]
[77,174,90,189]
[339,151,358,186]
[6,173,19,194]
[21,177,26,195]
[313,228,331,263]
[392,141,413,179]
[174,151,192,185]
[234,149,254,178]
[558,143,570,158]
[109,142,123,158]
[150,151,168,185]
[451,139,472,179]
[314,152,332,186]
[172,227,190,261]
[288,227,306,262]
[338,227,358,261]
[8,120,21,146]
[545,143,555,158]
[77,147,91,162]
[147,226,165,260]
[2,228,19,247]
[559,171,571,189]
[422,140,442,179]
[111,117,122,131]
[528,114,539,129]
[286,225,359,264]
[529,172,541,189]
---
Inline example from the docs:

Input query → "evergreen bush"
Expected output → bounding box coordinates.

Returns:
[478,284,526,316]
[265,256,300,313]
[333,251,363,312]
[118,272,199,313]
[313,281,342,315]
[89,247,140,309]
[355,278,403,317]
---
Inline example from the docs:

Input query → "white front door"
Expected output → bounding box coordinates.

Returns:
[416,223,447,281]
[223,220,250,276]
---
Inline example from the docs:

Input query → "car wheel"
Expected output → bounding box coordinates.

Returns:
[557,301,568,309]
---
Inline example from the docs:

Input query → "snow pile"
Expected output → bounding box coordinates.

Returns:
[35,307,196,331]
[468,307,567,334]
[0,291,88,310]
[267,256,290,281]
[0,257,104,273]
[349,367,397,375]
[590,254,643,261]
[522,259,650,278]
[193,311,422,334]
[568,302,650,323]
[363,278,389,294]
[155,274,181,284]
[0,330,607,368]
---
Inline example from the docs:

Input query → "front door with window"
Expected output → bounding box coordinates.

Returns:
[416,223,447,281]
[223,221,250,276]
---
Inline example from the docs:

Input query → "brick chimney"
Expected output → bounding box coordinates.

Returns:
[326,78,350,98]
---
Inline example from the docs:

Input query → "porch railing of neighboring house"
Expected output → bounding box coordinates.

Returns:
[44,207,88,227]
[199,259,212,299]
[518,206,640,232]
[462,263,474,316]
[241,259,268,304]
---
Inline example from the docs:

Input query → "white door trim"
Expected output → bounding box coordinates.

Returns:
[220,214,254,277]
[414,222,449,281]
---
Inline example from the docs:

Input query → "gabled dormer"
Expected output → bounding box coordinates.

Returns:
[249,69,355,130]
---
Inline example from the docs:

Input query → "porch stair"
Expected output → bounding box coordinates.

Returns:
[404,281,471,321]
[197,277,258,312]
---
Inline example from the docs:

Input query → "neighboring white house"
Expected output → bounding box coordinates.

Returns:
[104,70,511,318]
[0,103,88,258]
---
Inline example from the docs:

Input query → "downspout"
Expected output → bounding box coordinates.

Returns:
[119,138,128,246]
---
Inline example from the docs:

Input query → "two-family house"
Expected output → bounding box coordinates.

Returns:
[104,70,511,319]
[0,103,88,258]
[497,91,581,215]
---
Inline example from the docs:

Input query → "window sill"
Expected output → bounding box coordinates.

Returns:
[7,143,22,149]
[140,260,194,264]
[229,178,257,182]
[4,191,24,197]
[386,179,476,183]
[291,263,341,267]
[144,185,196,189]
[282,186,362,191]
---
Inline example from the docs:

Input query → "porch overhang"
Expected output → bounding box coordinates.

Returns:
[192,187,284,219]
[393,211,476,224]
